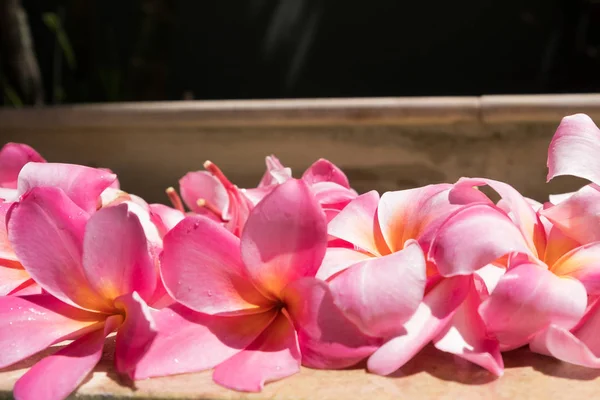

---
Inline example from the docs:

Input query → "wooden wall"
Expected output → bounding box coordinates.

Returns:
[1,94,598,204]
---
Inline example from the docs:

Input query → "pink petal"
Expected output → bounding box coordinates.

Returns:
[212,312,301,392]
[113,292,158,377]
[367,276,471,375]
[377,184,455,253]
[547,113,600,184]
[474,264,505,293]
[530,324,600,368]
[328,241,426,338]
[0,294,105,368]
[540,184,600,244]
[283,278,382,369]
[479,262,587,350]
[160,215,269,315]
[7,187,110,311]
[17,162,116,214]
[315,247,373,281]
[327,191,386,256]
[149,203,185,238]
[257,155,292,188]
[433,277,503,376]
[179,170,229,214]
[551,241,600,294]
[429,203,532,277]
[82,204,156,302]
[13,314,121,400]
[0,201,18,261]
[302,158,350,188]
[455,178,546,257]
[133,304,277,379]
[241,179,327,299]
[9,279,41,296]
[543,225,581,268]
[310,181,358,209]
[0,142,45,189]
[0,265,31,295]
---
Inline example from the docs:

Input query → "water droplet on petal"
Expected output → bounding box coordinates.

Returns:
[207,290,212,297]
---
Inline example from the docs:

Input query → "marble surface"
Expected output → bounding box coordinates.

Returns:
[1,340,599,399]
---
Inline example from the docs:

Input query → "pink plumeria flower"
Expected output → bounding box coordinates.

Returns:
[430,178,599,356]
[321,183,503,376]
[133,179,380,392]
[1,187,158,400]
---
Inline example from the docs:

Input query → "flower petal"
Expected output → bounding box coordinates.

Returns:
[547,113,600,184]
[0,265,31,295]
[310,181,357,209]
[530,324,600,368]
[212,311,301,392]
[149,203,185,238]
[541,184,600,244]
[479,262,587,350]
[179,170,229,214]
[160,215,269,315]
[0,294,105,368]
[13,314,121,400]
[8,187,109,311]
[0,201,18,261]
[315,247,373,281]
[429,203,532,277]
[113,292,158,377]
[378,184,466,253]
[328,240,426,338]
[367,276,471,375]
[82,204,157,302]
[551,241,600,295]
[283,278,382,369]
[257,155,292,188]
[327,191,386,256]
[0,142,45,189]
[241,179,327,298]
[17,162,116,214]
[302,158,350,188]
[133,304,276,379]
[433,277,503,376]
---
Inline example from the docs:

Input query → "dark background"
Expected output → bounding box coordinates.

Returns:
[2,0,600,106]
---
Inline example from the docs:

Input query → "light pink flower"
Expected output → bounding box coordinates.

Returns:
[2,187,158,400]
[321,183,503,376]
[134,179,379,392]
[429,178,595,354]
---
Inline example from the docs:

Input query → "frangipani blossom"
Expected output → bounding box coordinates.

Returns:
[134,179,379,392]
[429,178,596,353]
[321,184,503,376]
[2,187,158,400]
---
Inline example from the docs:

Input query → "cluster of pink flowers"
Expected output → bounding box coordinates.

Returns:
[1,113,600,399]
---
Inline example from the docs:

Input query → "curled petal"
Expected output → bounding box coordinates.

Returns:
[212,312,301,392]
[429,203,532,277]
[13,314,121,400]
[547,113,600,185]
[0,142,45,189]
[378,184,455,253]
[327,191,386,256]
[310,182,357,210]
[257,155,292,188]
[283,278,382,369]
[83,204,157,302]
[133,304,276,380]
[8,187,109,311]
[328,241,426,338]
[114,292,158,377]
[17,162,116,214]
[241,179,327,299]
[530,324,600,368]
[551,241,600,294]
[302,158,350,188]
[0,295,105,368]
[179,171,228,215]
[149,203,185,238]
[0,201,18,261]
[433,277,503,376]
[367,276,471,375]
[480,263,587,350]
[541,184,600,245]
[316,247,372,281]
[160,216,269,315]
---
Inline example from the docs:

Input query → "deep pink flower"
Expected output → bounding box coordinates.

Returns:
[134,179,379,392]
[429,178,597,354]
[2,187,159,400]
[321,183,503,376]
